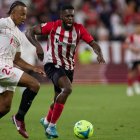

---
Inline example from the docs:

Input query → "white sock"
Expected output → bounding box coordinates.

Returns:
[49,122,56,127]
[44,118,49,125]
[126,86,134,96]
[133,82,140,94]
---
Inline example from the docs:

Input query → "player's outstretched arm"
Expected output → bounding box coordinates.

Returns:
[14,52,46,77]
[123,43,140,54]
[89,41,105,64]
[26,25,44,61]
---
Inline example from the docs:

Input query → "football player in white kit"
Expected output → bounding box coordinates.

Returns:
[124,23,140,96]
[0,1,45,138]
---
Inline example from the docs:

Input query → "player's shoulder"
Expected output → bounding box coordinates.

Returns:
[73,22,85,29]
[42,20,61,27]
[54,20,62,26]
[0,17,7,23]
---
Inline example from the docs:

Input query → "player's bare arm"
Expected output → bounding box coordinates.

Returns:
[14,52,46,76]
[26,25,44,61]
[124,43,140,54]
[89,41,105,64]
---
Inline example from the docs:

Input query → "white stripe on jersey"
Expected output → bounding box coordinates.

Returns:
[54,26,62,66]
[70,27,78,69]
[63,31,70,70]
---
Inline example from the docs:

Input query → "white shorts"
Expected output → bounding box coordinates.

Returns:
[0,65,24,93]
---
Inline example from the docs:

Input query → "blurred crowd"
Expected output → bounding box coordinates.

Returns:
[0,0,140,42]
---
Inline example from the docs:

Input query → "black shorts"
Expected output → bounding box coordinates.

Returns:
[128,61,140,70]
[44,63,74,93]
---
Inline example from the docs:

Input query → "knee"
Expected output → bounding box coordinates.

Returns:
[63,86,72,95]
[29,80,40,92]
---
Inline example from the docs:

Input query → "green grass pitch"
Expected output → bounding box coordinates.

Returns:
[0,84,140,140]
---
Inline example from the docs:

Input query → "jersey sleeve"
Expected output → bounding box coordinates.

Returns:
[0,18,6,28]
[79,24,94,44]
[41,22,54,35]
[16,32,24,52]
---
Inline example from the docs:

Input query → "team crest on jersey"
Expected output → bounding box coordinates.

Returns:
[10,36,20,48]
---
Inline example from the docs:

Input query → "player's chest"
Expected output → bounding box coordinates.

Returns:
[51,30,77,47]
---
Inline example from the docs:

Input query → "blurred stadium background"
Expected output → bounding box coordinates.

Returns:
[1,0,140,84]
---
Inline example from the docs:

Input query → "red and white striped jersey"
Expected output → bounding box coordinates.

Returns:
[41,20,94,70]
[126,34,140,61]
[0,17,22,66]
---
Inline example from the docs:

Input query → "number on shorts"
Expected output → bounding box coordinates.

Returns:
[2,65,12,75]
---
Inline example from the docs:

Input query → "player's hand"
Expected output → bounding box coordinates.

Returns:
[33,67,46,77]
[97,55,105,64]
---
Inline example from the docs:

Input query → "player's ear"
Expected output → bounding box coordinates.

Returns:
[60,15,62,20]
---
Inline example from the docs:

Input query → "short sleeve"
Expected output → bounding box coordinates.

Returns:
[0,18,6,28]
[79,24,94,43]
[41,22,54,35]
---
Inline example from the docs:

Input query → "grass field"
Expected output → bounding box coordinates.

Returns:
[0,84,140,140]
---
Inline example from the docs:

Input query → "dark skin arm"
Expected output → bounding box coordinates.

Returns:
[89,40,105,63]
[25,25,44,61]
[14,52,46,76]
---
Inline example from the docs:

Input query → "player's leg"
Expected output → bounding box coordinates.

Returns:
[126,62,136,96]
[127,70,135,96]
[43,64,73,138]
[0,90,13,118]
[15,72,40,120]
[12,71,40,138]
[45,75,72,138]
[0,65,19,118]
[50,69,73,125]
[133,62,140,94]
[40,90,60,130]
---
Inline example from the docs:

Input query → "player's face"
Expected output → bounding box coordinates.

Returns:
[61,9,74,30]
[11,6,27,26]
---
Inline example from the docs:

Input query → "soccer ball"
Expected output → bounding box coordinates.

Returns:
[74,120,94,139]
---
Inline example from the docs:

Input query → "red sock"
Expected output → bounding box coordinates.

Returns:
[45,108,53,122]
[137,75,140,83]
[127,76,134,86]
[50,103,64,124]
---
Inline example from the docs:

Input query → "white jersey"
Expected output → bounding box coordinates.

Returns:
[126,34,140,61]
[0,17,22,66]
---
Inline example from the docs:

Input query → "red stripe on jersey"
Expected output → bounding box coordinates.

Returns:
[129,34,134,43]
[66,31,72,69]
[10,38,13,44]
[51,29,57,64]
[58,28,65,67]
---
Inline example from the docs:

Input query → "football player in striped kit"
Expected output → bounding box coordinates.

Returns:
[0,1,45,138]
[26,4,105,138]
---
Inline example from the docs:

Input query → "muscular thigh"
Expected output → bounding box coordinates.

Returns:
[44,63,73,93]
[17,72,38,87]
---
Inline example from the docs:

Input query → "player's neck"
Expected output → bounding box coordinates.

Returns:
[62,22,72,31]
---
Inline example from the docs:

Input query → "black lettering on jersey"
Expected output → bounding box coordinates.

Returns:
[56,38,59,43]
